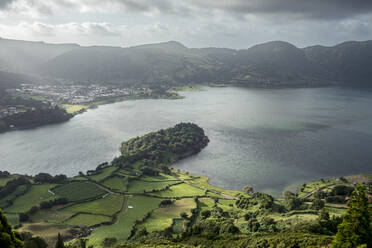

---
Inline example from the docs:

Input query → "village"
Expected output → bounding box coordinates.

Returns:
[0,84,153,118]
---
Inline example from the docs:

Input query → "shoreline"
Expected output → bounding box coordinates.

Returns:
[0,84,352,135]
[0,92,184,135]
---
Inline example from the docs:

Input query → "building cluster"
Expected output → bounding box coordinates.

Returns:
[0,107,19,118]
[15,84,152,104]
[0,84,154,119]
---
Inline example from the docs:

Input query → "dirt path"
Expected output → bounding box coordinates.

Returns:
[90,181,118,195]
[300,184,335,199]
[114,196,129,224]
[110,196,130,225]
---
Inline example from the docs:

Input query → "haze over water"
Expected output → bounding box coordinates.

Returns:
[1,86,372,195]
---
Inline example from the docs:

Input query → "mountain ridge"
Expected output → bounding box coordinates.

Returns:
[1,37,372,88]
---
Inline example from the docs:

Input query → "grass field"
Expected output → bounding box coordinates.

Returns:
[18,223,80,247]
[53,182,106,202]
[150,183,206,198]
[5,184,57,213]
[205,191,222,198]
[102,176,127,192]
[6,213,20,226]
[127,180,178,194]
[173,171,199,181]
[60,194,124,216]
[30,206,73,224]
[140,173,179,182]
[0,175,19,186]
[138,198,196,232]
[0,184,30,209]
[199,197,215,211]
[88,167,118,182]
[188,176,242,197]
[325,205,347,217]
[61,104,87,114]
[87,196,162,248]
[217,199,236,211]
[64,213,112,227]
[297,179,336,198]
[172,218,184,234]
[70,176,88,181]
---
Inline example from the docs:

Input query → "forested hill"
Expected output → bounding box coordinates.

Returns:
[0,106,72,132]
[1,37,372,88]
[40,40,372,88]
[114,123,209,168]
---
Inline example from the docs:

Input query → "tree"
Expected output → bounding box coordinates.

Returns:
[180,212,188,219]
[55,233,64,248]
[284,196,302,211]
[24,236,47,248]
[243,186,254,194]
[0,209,23,248]
[19,213,29,222]
[332,184,372,248]
[34,173,54,183]
[201,210,211,219]
[282,190,295,198]
[312,199,325,210]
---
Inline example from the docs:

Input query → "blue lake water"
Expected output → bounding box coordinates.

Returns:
[1,86,372,195]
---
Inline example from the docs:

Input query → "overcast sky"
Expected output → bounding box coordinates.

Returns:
[0,0,372,48]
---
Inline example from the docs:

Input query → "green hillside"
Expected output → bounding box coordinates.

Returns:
[0,123,370,247]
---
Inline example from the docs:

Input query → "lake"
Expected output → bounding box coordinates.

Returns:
[1,86,372,195]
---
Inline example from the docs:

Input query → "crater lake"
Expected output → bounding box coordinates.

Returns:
[1,86,372,195]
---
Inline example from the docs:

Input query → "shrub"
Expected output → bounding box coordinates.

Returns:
[311,199,325,210]
[160,200,173,206]
[103,237,117,247]
[201,210,211,219]
[325,196,345,204]
[19,213,29,222]
[282,190,295,198]
[243,186,254,194]
[284,196,303,211]
[331,185,354,196]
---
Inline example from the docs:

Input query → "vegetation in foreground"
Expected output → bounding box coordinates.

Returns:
[0,123,371,248]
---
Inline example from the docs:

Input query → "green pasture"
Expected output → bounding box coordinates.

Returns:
[88,166,118,182]
[53,182,106,202]
[60,194,124,216]
[140,173,179,182]
[5,184,57,213]
[0,184,30,209]
[102,176,127,192]
[87,196,162,248]
[30,207,72,224]
[64,213,112,227]
[127,180,178,194]
[138,198,196,232]
[0,175,20,187]
[150,183,206,198]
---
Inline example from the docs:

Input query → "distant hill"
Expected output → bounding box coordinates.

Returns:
[1,37,372,88]
[0,71,36,92]
[0,37,79,73]
[304,41,372,86]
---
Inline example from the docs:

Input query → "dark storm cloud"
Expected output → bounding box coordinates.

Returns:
[0,0,15,9]
[2,0,372,20]
[189,0,372,20]
[111,0,191,15]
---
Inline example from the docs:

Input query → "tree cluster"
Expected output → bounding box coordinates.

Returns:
[34,173,67,184]
[115,123,209,168]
